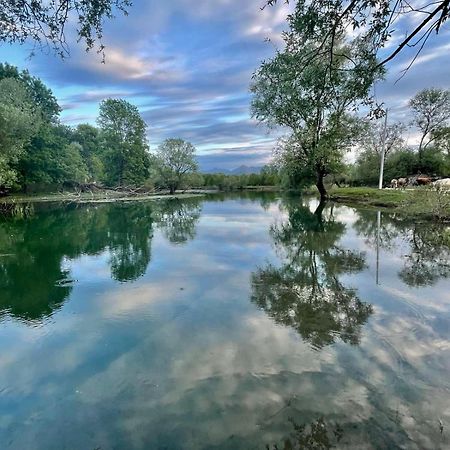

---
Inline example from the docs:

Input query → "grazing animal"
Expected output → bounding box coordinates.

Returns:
[416,176,432,185]
[390,179,398,189]
[397,177,408,188]
[433,178,450,188]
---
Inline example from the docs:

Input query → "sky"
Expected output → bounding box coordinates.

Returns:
[1,0,450,170]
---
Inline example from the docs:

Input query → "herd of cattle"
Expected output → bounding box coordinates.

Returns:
[390,175,450,189]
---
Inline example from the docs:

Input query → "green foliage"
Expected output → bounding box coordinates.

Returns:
[0,78,41,189]
[409,88,450,165]
[0,63,60,121]
[265,1,450,70]
[251,3,383,198]
[98,99,150,186]
[19,124,75,185]
[73,124,105,181]
[154,138,198,193]
[60,142,90,183]
[0,1,131,57]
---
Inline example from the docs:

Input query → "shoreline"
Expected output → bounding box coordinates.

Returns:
[328,187,450,222]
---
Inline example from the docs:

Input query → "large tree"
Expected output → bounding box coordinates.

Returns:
[409,88,450,165]
[0,63,60,121]
[265,0,450,71]
[155,138,198,194]
[0,78,41,191]
[0,0,130,57]
[251,4,383,199]
[98,99,150,187]
[73,123,105,182]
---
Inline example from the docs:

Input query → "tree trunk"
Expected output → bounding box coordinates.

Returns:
[316,171,327,201]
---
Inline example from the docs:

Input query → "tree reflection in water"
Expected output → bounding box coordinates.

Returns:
[267,416,344,450]
[354,210,450,287]
[0,198,201,322]
[153,197,202,244]
[251,197,373,349]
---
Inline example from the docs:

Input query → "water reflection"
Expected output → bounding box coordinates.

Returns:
[251,198,373,349]
[0,195,449,449]
[0,199,202,322]
[354,210,450,286]
[267,416,344,450]
[153,197,202,244]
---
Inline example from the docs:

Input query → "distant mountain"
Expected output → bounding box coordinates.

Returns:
[205,165,262,175]
[230,165,262,175]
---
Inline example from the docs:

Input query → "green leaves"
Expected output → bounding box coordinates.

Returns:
[251,2,383,196]
[0,78,41,188]
[0,1,131,57]
[98,99,150,186]
[154,139,199,194]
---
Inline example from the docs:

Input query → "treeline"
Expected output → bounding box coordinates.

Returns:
[0,63,202,194]
[201,167,280,190]
[351,88,450,186]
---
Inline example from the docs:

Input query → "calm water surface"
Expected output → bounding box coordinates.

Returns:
[0,193,449,449]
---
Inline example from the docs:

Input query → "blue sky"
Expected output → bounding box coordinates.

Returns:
[1,1,450,170]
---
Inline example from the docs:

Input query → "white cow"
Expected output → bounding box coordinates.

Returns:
[433,178,450,189]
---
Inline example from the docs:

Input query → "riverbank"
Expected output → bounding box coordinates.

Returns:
[0,185,280,205]
[329,187,450,221]
[0,190,208,205]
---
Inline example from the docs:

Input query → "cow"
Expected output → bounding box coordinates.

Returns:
[390,179,398,189]
[397,177,408,188]
[416,176,432,186]
[433,178,450,189]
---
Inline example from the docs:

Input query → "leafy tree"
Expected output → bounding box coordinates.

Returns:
[265,1,450,71]
[155,138,198,194]
[0,1,130,57]
[251,4,382,199]
[409,88,450,166]
[60,142,90,184]
[354,121,407,185]
[0,63,60,121]
[0,78,41,190]
[360,121,405,158]
[19,123,76,185]
[98,99,150,187]
[73,123,105,181]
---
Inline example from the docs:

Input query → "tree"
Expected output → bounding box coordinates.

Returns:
[360,121,405,158]
[0,78,41,190]
[0,63,60,122]
[353,121,406,185]
[265,1,450,72]
[98,99,150,187]
[409,88,450,166]
[251,6,382,199]
[60,142,90,184]
[0,0,130,58]
[19,123,75,185]
[155,138,198,194]
[73,124,105,182]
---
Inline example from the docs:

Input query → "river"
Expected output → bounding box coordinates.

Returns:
[0,193,449,449]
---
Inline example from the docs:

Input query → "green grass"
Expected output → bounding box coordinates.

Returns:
[328,186,450,221]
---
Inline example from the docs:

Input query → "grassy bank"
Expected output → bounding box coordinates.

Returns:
[329,187,450,221]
